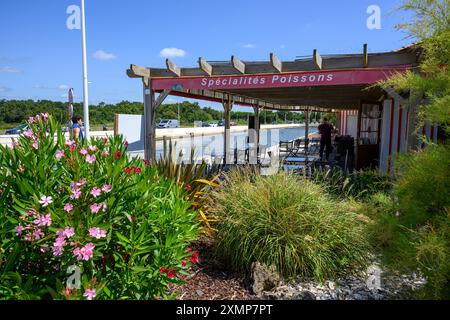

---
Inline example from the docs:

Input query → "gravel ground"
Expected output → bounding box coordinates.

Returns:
[169,238,426,300]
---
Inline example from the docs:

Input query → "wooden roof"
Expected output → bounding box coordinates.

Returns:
[127,45,420,111]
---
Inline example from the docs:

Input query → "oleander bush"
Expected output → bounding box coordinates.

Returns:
[0,114,200,300]
[209,168,371,280]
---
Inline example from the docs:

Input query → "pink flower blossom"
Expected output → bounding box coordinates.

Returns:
[26,209,37,216]
[90,187,102,198]
[15,224,24,236]
[89,145,98,152]
[23,129,35,139]
[39,195,53,207]
[64,227,75,238]
[54,236,66,248]
[28,116,36,124]
[101,184,112,193]
[101,150,109,156]
[33,229,44,240]
[70,188,81,200]
[86,154,96,164]
[52,246,63,257]
[65,140,75,147]
[32,141,39,150]
[90,203,101,214]
[73,243,95,261]
[102,203,108,212]
[77,178,87,187]
[89,227,107,239]
[40,113,49,121]
[80,148,88,156]
[83,288,97,300]
[64,203,74,213]
[34,214,52,227]
[56,150,65,160]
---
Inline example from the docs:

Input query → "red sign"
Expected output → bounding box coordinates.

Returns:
[151,66,411,91]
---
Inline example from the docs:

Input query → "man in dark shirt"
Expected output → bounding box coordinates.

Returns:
[318,118,334,161]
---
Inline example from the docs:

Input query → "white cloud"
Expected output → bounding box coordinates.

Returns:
[58,84,70,90]
[159,48,186,58]
[0,86,11,93]
[243,44,255,49]
[0,66,22,73]
[93,50,117,61]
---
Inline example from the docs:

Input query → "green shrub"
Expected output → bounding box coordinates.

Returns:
[210,169,371,280]
[311,168,392,200]
[389,144,450,299]
[0,114,200,300]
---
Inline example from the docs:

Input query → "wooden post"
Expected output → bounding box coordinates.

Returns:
[143,79,156,163]
[223,99,233,164]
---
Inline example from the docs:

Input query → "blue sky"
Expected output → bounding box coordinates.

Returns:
[0,0,414,111]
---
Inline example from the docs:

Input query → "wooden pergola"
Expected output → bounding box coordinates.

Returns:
[127,44,420,162]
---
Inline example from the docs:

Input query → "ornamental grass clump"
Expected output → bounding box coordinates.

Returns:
[0,114,200,300]
[210,169,371,281]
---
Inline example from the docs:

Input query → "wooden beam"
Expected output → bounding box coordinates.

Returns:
[313,49,322,70]
[198,57,212,76]
[128,64,151,78]
[166,59,181,77]
[363,44,369,67]
[231,55,246,74]
[154,90,171,108]
[270,53,282,73]
[383,86,407,105]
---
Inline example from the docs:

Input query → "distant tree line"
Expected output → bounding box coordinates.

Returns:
[0,99,334,128]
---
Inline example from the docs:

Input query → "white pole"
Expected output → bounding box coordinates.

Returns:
[80,0,90,141]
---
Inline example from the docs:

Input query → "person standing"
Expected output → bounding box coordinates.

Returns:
[71,115,85,142]
[318,117,334,161]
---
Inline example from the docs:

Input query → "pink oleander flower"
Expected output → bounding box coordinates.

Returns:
[34,214,52,227]
[64,227,75,238]
[23,129,35,139]
[90,187,102,198]
[77,178,87,186]
[33,228,44,241]
[64,203,74,213]
[15,224,24,236]
[26,209,37,216]
[28,116,36,124]
[89,227,107,239]
[86,154,96,164]
[83,288,97,301]
[70,188,81,200]
[90,203,101,214]
[101,203,107,212]
[39,195,53,207]
[32,141,39,150]
[24,234,32,242]
[52,246,64,257]
[101,150,109,156]
[56,150,65,160]
[80,148,88,155]
[65,140,75,147]
[73,243,95,261]
[54,236,66,248]
[40,113,49,121]
[101,184,112,193]
[89,145,98,152]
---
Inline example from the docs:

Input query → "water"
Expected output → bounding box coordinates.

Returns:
[138,126,317,161]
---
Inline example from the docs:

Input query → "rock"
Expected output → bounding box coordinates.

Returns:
[293,290,316,300]
[250,262,281,296]
[327,281,336,290]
